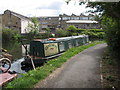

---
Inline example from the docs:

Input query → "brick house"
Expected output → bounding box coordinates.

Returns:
[2,10,32,34]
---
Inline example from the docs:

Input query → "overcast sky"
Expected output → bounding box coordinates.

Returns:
[0,0,93,17]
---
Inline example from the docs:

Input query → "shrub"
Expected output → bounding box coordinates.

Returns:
[102,17,120,59]
[2,28,19,42]
[80,29,105,41]
[56,29,69,37]
[66,25,78,36]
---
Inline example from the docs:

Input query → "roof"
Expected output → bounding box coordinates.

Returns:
[4,10,30,20]
[37,16,59,18]
[66,20,98,24]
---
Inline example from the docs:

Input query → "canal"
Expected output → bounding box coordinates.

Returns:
[2,41,30,74]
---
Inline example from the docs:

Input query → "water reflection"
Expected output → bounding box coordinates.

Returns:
[10,58,26,73]
[2,41,23,60]
[2,41,30,73]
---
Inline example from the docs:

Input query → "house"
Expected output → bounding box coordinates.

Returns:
[66,20,100,29]
[2,10,32,34]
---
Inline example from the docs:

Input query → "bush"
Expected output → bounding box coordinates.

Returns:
[66,25,78,36]
[56,29,69,37]
[79,29,105,41]
[34,32,53,39]
[2,28,19,42]
[65,27,105,40]
[102,17,120,59]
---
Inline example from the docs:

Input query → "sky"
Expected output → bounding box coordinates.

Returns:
[0,0,93,17]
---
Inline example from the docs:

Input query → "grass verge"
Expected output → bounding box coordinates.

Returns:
[5,41,105,88]
[101,48,119,88]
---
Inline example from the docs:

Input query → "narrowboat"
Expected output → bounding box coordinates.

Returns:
[21,35,89,66]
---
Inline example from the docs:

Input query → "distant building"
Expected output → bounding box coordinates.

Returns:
[2,10,32,34]
[59,14,99,29]
[1,10,100,35]
[37,14,98,32]
[37,16,59,33]
[66,20,100,29]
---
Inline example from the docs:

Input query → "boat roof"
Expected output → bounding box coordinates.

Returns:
[33,35,88,43]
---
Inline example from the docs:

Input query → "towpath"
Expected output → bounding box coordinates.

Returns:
[35,43,107,88]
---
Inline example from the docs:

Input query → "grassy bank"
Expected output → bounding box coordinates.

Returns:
[5,41,105,88]
[101,48,119,88]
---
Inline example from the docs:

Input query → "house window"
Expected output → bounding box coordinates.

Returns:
[62,17,70,20]
[71,17,75,20]
[82,17,89,20]
[42,22,47,24]
[16,22,18,24]
[87,24,89,27]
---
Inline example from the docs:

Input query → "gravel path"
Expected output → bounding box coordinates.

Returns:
[35,43,107,88]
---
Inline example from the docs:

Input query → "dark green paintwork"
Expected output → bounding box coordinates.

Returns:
[29,35,89,58]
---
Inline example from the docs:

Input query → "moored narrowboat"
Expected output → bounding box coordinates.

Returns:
[21,35,89,66]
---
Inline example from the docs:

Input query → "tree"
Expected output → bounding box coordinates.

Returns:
[26,17,39,40]
[86,2,120,58]
[87,2,120,20]
[67,25,77,31]
[67,25,78,35]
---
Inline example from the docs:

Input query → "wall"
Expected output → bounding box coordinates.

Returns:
[21,19,32,34]
[38,16,59,31]
[2,10,21,33]
[2,10,32,34]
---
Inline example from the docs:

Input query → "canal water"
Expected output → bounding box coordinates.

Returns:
[2,41,30,74]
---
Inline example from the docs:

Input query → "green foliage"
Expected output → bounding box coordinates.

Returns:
[85,2,120,62]
[56,29,69,37]
[2,28,19,42]
[66,25,78,36]
[77,29,105,41]
[27,30,38,40]
[45,28,51,32]
[33,32,56,39]
[13,34,21,41]
[102,16,120,59]
[67,25,77,32]
[5,41,104,88]
[26,17,39,40]
[106,75,115,82]
[87,2,120,20]
[56,27,105,40]
[67,25,77,31]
